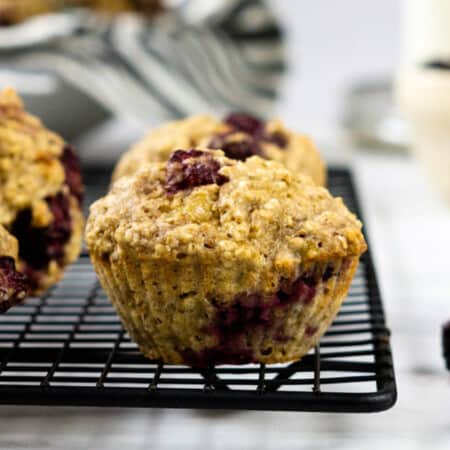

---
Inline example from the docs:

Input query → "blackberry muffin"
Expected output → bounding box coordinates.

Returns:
[0,225,28,313]
[87,149,365,366]
[112,113,326,185]
[0,88,84,295]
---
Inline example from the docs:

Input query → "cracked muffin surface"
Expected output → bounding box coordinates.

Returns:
[88,149,365,366]
[0,87,84,295]
[112,113,326,185]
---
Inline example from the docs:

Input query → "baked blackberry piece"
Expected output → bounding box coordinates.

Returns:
[0,88,84,296]
[112,113,326,185]
[87,149,365,366]
[0,225,28,313]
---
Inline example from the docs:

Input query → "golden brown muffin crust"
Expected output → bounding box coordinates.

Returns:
[89,150,365,300]
[0,88,66,227]
[0,224,18,260]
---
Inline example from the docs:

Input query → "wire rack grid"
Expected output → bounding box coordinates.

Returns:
[0,168,396,412]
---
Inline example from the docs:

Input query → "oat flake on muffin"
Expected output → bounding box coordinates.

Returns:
[112,113,326,185]
[87,149,365,366]
[0,87,84,296]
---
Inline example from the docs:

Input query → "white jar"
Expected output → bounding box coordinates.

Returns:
[397,66,450,201]
[396,0,450,201]
[402,0,450,65]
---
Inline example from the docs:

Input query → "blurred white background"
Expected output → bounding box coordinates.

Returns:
[78,0,404,163]
[272,0,401,140]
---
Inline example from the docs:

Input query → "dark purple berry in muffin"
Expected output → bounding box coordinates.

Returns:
[169,149,204,163]
[305,325,318,337]
[184,273,319,366]
[263,131,288,149]
[166,150,229,194]
[208,113,288,163]
[45,193,72,263]
[224,112,264,135]
[0,256,29,313]
[209,135,262,161]
[60,145,84,205]
[11,192,72,290]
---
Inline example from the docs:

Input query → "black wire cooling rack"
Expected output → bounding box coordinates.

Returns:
[0,168,396,412]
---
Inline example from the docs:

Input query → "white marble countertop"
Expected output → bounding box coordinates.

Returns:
[0,149,449,449]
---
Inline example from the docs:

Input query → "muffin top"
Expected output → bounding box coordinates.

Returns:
[88,150,365,281]
[112,113,326,185]
[0,224,18,260]
[0,88,79,227]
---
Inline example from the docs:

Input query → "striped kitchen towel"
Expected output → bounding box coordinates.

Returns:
[0,0,285,126]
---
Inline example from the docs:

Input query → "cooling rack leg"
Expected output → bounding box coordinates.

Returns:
[313,345,321,394]
[149,360,164,392]
[257,363,266,394]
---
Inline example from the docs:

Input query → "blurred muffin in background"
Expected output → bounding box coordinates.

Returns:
[113,113,326,186]
[0,87,84,295]
[87,0,162,14]
[0,0,51,24]
[0,0,162,25]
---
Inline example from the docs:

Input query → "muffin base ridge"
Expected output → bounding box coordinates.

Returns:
[91,253,359,366]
